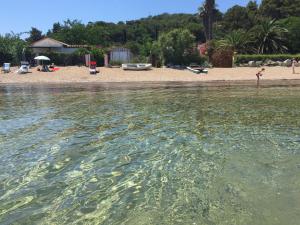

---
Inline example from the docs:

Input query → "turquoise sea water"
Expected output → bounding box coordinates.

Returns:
[0,85,300,225]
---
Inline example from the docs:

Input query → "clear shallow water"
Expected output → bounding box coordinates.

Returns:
[0,85,300,225]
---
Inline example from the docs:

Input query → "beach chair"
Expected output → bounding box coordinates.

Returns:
[16,61,30,74]
[2,63,11,73]
[187,63,208,74]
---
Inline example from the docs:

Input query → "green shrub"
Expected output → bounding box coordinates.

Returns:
[131,55,150,63]
[74,48,90,57]
[0,34,32,66]
[90,48,104,66]
[43,52,85,66]
[41,48,104,66]
[236,54,300,64]
[158,29,197,66]
[186,54,208,66]
[110,60,122,66]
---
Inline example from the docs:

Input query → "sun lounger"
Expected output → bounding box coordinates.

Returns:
[2,63,11,73]
[187,64,208,74]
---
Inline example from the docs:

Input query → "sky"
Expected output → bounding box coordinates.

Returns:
[1,0,261,35]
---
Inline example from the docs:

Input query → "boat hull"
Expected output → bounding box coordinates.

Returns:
[122,64,152,71]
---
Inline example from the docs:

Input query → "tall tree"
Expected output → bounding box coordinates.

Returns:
[246,0,258,12]
[26,27,44,43]
[52,23,62,33]
[252,19,288,54]
[0,33,28,65]
[199,0,216,41]
[278,17,300,53]
[260,0,300,19]
[246,1,260,25]
[222,5,252,31]
[217,30,251,54]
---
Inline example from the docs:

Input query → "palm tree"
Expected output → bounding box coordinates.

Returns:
[217,30,251,54]
[252,19,288,54]
[199,0,216,41]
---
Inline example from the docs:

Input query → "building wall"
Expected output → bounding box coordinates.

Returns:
[55,48,78,54]
[32,47,78,55]
[110,48,132,63]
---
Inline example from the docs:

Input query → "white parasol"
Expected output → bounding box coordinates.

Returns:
[34,56,50,61]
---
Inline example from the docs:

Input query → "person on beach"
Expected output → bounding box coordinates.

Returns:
[256,68,265,81]
[292,58,297,74]
[256,68,265,87]
[49,63,55,69]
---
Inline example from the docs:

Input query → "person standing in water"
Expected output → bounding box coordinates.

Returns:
[256,68,265,81]
[256,68,265,87]
[292,58,297,74]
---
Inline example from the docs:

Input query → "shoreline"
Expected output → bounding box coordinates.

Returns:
[1,67,300,89]
[1,79,300,91]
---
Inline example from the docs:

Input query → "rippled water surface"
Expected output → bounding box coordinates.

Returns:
[0,85,300,225]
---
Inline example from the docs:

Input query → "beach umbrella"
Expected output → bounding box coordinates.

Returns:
[34,56,50,61]
[34,56,50,65]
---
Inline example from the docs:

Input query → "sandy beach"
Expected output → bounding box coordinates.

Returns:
[1,66,300,86]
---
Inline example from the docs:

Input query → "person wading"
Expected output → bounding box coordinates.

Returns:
[256,68,265,87]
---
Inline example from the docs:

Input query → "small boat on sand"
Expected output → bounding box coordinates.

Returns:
[122,64,152,71]
[187,64,208,74]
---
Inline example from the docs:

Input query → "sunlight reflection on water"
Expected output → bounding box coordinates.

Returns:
[0,85,300,224]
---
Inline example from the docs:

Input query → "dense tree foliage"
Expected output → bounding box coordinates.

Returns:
[252,19,288,54]
[217,30,251,54]
[260,0,300,19]
[215,0,299,54]
[199,0,218,40]
[0,34,29,65]
[157,29,202,65]
[43,2,300,58]
[222,5,254,31]
[26,27,44,44]
[47,14,205,47]
[279,17,300,54]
